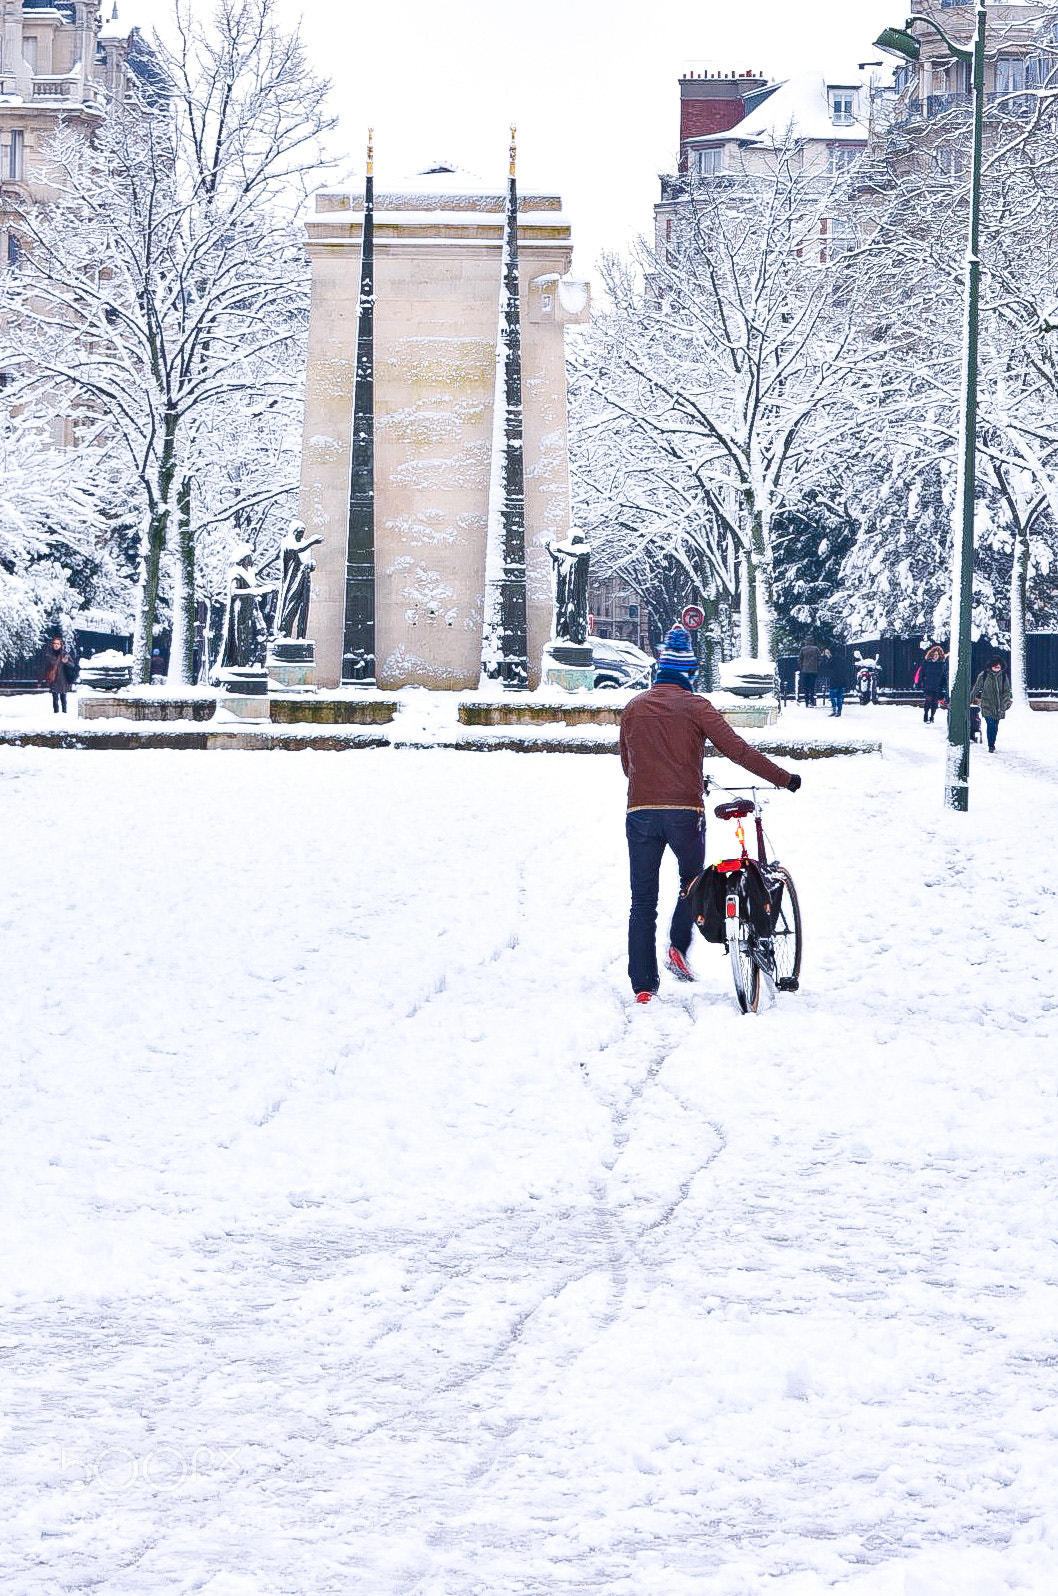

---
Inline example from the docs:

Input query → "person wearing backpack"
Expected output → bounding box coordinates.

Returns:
[618,625,800,1003]
[971,657,1013,752]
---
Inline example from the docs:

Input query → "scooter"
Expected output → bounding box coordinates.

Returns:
[853,652,881,705]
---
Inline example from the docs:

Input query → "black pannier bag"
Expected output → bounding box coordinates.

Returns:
[685,865,730,943]
[686,860,784,943]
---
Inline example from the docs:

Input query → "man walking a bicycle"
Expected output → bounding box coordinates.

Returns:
[619,626,801,1003]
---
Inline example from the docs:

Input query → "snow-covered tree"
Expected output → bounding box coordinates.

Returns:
[571,146,881,659]
[569,304,738,681]
[844,30,1058,673]
[0,409,130,668]
[1,0,332,683]
[770,486,858,650]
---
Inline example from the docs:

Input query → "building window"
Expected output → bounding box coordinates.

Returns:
[827,217,852,257]
[995,56,1027,94]
[933,58,970,96]
[7,232,22,267]
[8,130,25,182]
[23,35,38,73]
[1026,54,1052,90]
[934,145,965,178]
[828,144,862,174]
[830,92,855,126]
[695,146,722,178]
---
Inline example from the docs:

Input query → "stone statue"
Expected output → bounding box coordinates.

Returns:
[219,543,271,669]
[546,529,591,645]
[274,520,324,640]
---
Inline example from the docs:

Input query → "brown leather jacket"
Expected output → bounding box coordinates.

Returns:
[619,683,794,810]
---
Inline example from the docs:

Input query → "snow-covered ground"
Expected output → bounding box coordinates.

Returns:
[2,707,1057,1594]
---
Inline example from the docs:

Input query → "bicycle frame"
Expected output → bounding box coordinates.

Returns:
[702,776,802,1006]
[738,805,767,868]
[705,777,769,867]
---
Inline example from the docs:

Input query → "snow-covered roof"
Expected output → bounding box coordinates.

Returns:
[319,163,564,215]
[706,70,868,147]
[378,165,502,197]
[98,0,150,41]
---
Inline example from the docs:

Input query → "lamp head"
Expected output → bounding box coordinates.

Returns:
[874,25,921,62]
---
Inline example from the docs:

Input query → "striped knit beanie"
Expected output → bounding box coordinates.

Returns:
[657,625,697,676]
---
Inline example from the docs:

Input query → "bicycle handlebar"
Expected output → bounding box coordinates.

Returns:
[703,776,767,800]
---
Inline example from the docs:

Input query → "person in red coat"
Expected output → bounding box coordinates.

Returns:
[619,626,800,1002]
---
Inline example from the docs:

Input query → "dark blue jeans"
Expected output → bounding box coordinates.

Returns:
[626,809,706,995]
[985,715,999,750]
[829,687,844,716]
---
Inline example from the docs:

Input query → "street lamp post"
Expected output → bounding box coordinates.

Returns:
[876,5,987,812]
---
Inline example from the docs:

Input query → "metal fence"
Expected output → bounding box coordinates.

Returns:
[0,628,132,691]
[778,635,1058,697]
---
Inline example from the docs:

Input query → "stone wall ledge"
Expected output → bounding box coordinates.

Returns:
[458,702,622,727]
[457,699,780,729]
[0,728,390,752]
[0,726,881,757]
[79,695,217,722]
[269,697,398,725]
[78,694,399,725]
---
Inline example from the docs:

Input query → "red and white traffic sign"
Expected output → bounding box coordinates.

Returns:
[681,604,706,632]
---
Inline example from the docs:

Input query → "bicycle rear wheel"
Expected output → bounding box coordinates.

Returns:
[727,905,760,1014]
[769,866,802,990]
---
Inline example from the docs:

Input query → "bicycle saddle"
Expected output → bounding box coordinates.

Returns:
[714,799,754,821]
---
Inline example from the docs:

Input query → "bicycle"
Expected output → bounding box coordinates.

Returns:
[696,776,803,1014]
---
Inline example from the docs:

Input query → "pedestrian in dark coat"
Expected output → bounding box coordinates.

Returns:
[916,646,948,723]
[821,648,849,716]
[971,658,1013,752]
[798,636,821,707]
[40,636,76,714]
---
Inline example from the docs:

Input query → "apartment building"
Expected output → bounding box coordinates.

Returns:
[0,0,145,262]
[655,67,878,256]
[587,573,651,650]
[891,0,1048,125]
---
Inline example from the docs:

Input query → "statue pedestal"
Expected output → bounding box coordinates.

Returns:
[215,667,271,720]
[542,642,594,692]
[268,639,316,691]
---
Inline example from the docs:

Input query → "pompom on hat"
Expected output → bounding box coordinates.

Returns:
[657,625,697,676]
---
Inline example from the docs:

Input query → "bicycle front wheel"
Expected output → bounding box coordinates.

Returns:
[728,908,760,1014]
[769,866,802,990]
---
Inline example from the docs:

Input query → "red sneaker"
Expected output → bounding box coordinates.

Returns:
[635,990,654,1004]
[666,946,695,982]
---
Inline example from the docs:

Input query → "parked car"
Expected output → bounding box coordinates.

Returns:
[591,637,654,690]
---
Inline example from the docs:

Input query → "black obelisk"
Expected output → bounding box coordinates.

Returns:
[342,130,376,683]
[480,127,529,689]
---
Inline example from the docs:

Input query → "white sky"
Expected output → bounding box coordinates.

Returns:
[125,0,902,277]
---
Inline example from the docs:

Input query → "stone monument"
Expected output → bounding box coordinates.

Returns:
[298,161,590,689]
[268,521,323,691]
[543,528,594,690]
[215,543,272,718]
